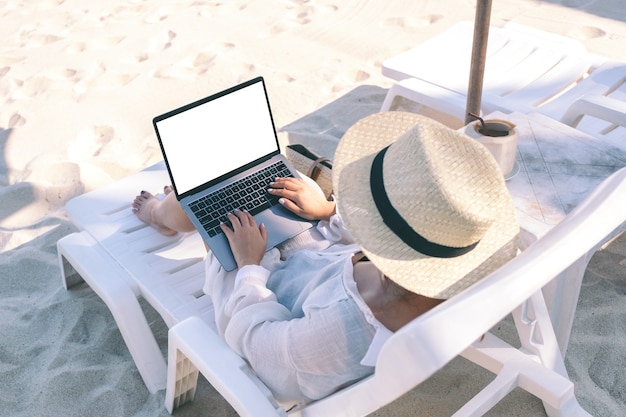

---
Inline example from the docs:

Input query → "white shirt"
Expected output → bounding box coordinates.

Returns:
[203,215,392,404]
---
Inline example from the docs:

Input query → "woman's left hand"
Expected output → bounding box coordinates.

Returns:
[268,177,336,221]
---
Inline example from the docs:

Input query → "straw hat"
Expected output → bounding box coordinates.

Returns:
[332,111,519,299]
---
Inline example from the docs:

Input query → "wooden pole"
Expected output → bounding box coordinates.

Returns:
[465,0,493,125]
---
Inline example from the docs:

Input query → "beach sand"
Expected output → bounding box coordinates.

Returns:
[1,1,625,416]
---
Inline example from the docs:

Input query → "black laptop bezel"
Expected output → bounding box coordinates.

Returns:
[152,76,282,201]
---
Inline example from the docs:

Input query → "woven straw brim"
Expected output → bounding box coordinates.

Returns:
[332,112,519,299]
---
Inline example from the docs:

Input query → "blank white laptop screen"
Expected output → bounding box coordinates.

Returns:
[155,80,278,195]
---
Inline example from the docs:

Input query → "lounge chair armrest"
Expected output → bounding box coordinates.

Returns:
[560,94,626,128]
[165,316,286,417]
[376,167,626,395]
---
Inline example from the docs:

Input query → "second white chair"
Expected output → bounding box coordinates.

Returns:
[380,21,626,147]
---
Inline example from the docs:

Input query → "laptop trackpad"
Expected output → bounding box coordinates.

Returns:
[256,204,315,249]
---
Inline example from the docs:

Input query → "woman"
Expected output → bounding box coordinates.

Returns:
[132,112,519,405]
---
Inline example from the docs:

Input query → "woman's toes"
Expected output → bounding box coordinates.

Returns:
[131,189,177,236]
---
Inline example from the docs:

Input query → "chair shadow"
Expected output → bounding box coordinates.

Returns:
[0,128,37,230]
[278,84,464,159]
[540,0,626,24]
[279,85,387,159]
[0,128,10,186]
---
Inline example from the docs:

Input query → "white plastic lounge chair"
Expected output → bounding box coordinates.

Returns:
[382,72,626,150]
[380,22,626,146]
[57,95,626,415]
[380,21,595,118]
[165,166,626,417]
[58,154,626,415]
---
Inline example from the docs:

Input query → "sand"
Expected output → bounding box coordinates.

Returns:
[1,0,625,416]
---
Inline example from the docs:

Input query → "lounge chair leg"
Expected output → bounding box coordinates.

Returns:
[543,396,593,417]
[165,346,199,413]
[513,291,568,377]
[57,232,168,393]
[166,317,286,417]
[58,236,85,289]
[462,327,592,417]
[451,366,518,417]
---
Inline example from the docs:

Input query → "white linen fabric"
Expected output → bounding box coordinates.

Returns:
[203,215,392,403]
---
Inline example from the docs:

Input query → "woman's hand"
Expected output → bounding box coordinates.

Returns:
[220,210,268,268]
[268,177,336,221]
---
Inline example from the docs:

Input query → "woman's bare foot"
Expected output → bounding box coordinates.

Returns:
[132,190,178,236]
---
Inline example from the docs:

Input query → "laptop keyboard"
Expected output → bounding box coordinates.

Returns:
[188,160,293,237]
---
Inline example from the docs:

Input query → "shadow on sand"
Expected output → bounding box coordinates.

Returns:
[0,128,37,237]
[541,0,626,23]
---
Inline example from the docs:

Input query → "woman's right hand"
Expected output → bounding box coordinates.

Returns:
[268,177,336,221]
[220,210,268,268]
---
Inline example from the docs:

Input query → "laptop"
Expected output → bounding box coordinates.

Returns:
[153,77,315,271]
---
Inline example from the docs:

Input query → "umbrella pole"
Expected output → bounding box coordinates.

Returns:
[465,0,493,125]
